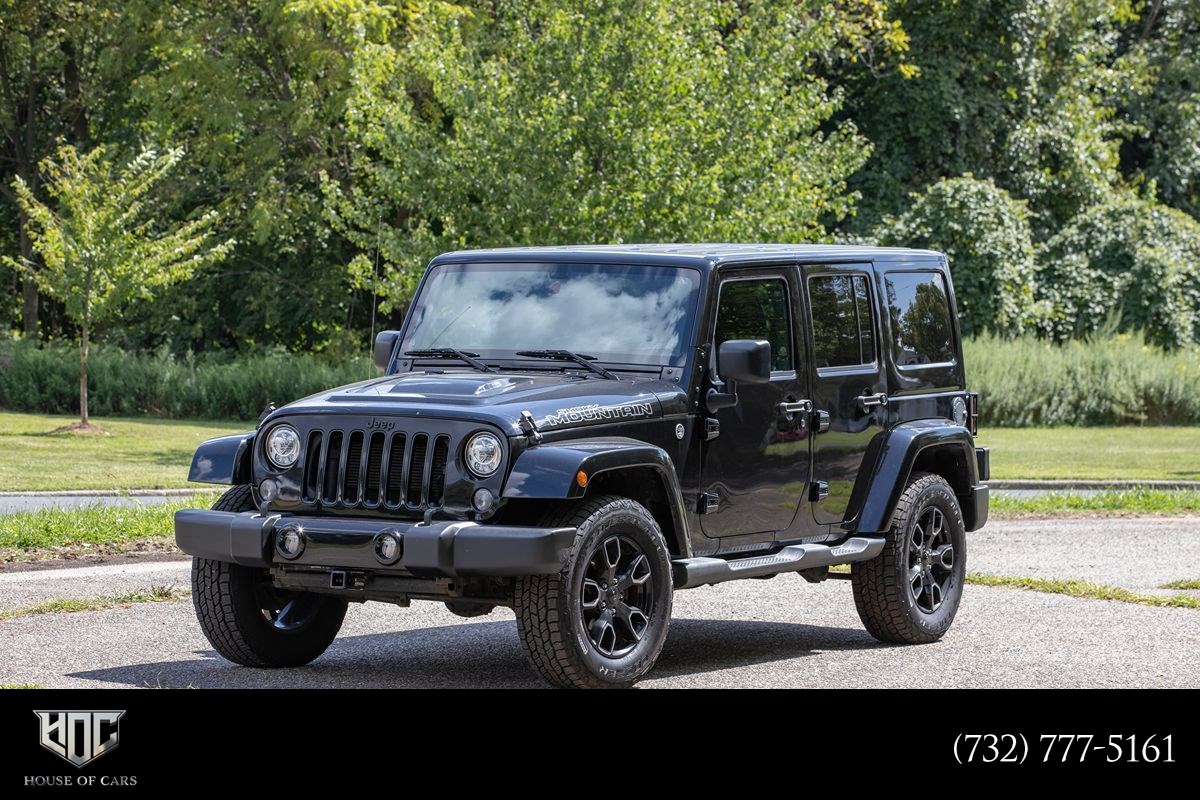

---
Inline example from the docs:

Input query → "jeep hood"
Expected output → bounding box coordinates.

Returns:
[276,371,685,434]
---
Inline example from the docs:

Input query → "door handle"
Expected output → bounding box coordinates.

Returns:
[857,392,888,412]
[777,399,813,418]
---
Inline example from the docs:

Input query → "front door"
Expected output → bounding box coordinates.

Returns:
[803,265,887,526]
[700,269,811,539]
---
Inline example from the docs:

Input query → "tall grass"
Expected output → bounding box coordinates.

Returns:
[0,341,372,421]
[2,335,1198,426]
[965,333,1200,426]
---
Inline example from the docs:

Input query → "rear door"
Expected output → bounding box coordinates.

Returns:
[802,264,887,526]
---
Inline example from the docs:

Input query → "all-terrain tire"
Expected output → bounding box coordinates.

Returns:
[851,471,966,644]
[514,495,673,688]
[191,485,348,667]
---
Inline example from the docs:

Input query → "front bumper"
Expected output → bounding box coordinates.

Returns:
[174,510,575,578]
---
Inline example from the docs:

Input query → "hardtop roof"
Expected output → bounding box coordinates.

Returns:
[428,243,944,269]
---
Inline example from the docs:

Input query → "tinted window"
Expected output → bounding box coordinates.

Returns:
[885,272,955,367]
[809,275,876,368]
[715,279,792,373]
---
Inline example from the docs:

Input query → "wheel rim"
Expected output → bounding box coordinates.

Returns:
[907,506,955,614]
[580,534,656,658]
[253,583,322,631]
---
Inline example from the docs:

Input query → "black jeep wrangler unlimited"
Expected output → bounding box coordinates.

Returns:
[176,244,989,688]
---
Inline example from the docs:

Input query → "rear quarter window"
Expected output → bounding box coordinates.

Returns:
[884,271,955,368]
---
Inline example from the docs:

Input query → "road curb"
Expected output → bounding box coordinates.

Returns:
[990,480,1200,490]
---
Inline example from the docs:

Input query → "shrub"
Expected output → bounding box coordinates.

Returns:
[875,176,1040,337]
[1037,193,1200,348]
[965,332,1200,426]
[0,341,372,421]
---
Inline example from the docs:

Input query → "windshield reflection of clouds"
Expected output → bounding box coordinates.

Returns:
[405,265,700,364]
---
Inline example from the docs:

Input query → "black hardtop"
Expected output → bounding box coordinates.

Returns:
[429,243,944,271]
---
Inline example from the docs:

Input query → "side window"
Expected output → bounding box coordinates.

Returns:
[808,274,876,369]
[714,278,792,373]
[884,272,955,367]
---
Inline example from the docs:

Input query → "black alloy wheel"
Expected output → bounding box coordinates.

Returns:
[580,535,657,658]
[907,506,956,614]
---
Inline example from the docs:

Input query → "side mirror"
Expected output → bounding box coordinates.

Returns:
[374,330,402,372]
[717,339,772,385]
[707,339,772,411]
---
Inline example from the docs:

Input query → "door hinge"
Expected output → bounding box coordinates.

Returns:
[809,480,829,502]
[698,492,720,514]
[704,418,720,441]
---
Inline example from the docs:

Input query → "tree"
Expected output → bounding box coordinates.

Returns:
[874,176,1041,336]
[1036,191,1200,348]
[842,0,1136,235]
[324,0,874,309]
[6,145,234,429]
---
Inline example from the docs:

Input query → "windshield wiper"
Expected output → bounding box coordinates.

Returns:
[514,350,619,380]
[405,348,497,374]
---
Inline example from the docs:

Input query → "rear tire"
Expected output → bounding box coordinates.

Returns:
[851,472,966,644]
[192,485,348,667]
[514,496,673,688]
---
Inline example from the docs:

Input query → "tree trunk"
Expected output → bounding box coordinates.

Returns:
[18,207,38,337]
[79,318,89,426]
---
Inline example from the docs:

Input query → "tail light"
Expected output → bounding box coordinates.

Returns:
[967,392,979,435]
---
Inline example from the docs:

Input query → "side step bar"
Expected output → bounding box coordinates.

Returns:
[671,536,886,590]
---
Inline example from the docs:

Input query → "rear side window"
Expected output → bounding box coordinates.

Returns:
[884,271,955,367]
[808,274,876,369]
[714,279,792,372]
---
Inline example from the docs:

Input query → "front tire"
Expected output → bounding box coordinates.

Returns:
[851,472,966,644]
[192,485,348,667]
[514,496,673,688]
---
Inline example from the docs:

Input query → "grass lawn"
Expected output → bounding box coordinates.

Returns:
[0,412,245,491]
[978,426,1200,481]
[0,411,1198,491]
[991,489,1200,517]
[0,497,216,562]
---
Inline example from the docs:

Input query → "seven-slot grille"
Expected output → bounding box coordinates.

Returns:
[302,428,451,510]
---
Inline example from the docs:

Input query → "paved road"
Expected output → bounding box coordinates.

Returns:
[1,517,1197,688]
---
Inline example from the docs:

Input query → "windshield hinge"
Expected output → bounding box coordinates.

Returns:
[518,410,543,445]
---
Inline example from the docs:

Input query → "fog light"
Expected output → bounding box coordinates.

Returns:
[374,529,403,565]
[259,479,279,502]
[472,488,497,514]
[276,525,304,559]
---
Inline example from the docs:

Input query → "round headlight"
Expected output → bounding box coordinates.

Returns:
[265,424,301,469]
[464,432,503,477]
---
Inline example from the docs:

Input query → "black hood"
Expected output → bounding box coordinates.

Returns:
[275,370,685,434]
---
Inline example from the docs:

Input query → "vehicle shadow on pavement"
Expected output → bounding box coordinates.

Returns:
[66,617,887,688]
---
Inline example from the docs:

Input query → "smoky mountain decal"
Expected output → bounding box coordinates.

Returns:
[540,401,655,428]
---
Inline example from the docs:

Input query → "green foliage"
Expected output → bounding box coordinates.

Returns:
[325,0,872,308]
[9,145,233,328]
[1036,192,1200,347]
[0,340,371,420]
[875,176,1039,336]
[1120,0,1200,217]
[844,0,1137,236]
[965,332,1200,426]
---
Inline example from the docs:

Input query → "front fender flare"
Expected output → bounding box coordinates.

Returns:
[850,420,982,534]
[188,433,255,485]
[503,437,690,556]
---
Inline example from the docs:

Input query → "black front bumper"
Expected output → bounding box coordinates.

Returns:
[174,510,576,578]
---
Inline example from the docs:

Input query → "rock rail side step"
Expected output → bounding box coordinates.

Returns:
[671,536,886,590]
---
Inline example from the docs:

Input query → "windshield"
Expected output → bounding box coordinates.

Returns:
[400,262,702,366]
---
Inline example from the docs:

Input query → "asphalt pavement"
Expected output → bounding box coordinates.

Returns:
[1,517,1197,688]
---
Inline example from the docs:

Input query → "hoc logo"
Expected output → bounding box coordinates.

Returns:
[34,711,125,768]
